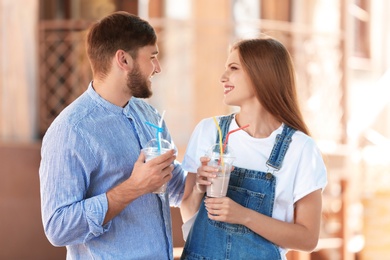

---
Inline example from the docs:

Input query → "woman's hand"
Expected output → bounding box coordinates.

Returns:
[194,156,217,194]
[180,156,217,222]
[204,196,246,224]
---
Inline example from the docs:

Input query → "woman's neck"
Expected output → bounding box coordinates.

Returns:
[235,108,282,138]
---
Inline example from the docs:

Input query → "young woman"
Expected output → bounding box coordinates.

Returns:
[180,37,327,260]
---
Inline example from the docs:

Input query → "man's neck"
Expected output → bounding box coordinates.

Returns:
[92,78,131,107]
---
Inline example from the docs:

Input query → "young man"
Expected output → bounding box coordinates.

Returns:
[39,11,186,259]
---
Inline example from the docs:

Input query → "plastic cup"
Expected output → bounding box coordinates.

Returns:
[142,138,174,194]
[206,144,235,198]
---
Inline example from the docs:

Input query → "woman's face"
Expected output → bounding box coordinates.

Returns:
[220,49,256,107]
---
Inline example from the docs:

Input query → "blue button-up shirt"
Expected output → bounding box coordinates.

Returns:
[39,83,186,259]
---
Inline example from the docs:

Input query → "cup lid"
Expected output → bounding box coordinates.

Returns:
[144,138,173,149]
[207,143,235,160]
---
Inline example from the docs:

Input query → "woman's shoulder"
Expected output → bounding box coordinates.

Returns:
[189,114,234,143]
[289,129,323,154]
[291,128,316,143]
[196,114,232,127]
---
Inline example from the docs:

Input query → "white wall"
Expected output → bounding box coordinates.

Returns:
[0,0,38,141]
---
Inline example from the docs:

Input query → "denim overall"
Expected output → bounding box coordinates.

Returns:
[181,114,296,260]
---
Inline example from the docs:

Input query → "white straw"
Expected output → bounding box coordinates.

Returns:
[159,110,166,127]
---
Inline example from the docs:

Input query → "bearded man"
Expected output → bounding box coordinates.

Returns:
[39,11,186,260]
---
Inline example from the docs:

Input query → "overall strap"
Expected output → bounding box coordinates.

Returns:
[215,114,235,144]
[266,124,296,171]
[214,116,296,171]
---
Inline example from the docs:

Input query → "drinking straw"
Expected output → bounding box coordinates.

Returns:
[212,116,224,166]
[222,124,250,152]
[159,110,166,127]
[158,110,166,150]
[146,110,166,154]
[145,121,163,154]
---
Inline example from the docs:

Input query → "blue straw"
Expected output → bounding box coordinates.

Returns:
[145,121,163,154]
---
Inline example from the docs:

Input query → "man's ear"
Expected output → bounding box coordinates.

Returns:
[115,50,133,71]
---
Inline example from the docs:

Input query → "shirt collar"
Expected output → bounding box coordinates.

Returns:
[87,82,130,115]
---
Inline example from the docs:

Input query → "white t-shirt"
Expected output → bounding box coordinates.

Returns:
[181,115,328,257]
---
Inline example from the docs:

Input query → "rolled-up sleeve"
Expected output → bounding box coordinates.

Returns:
[39,122,109,246]
[167,161,186,207]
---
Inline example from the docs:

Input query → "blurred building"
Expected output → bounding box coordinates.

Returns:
[0,0,389,259]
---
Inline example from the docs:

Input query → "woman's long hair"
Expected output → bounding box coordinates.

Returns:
[232,37,310,135]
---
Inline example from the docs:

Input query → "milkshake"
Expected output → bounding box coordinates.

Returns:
[206,144,235,198]
[206,166,231,197]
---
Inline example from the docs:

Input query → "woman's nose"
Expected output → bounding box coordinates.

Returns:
[220,71,228,83]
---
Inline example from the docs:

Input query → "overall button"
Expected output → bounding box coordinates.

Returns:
[266,172,273,179]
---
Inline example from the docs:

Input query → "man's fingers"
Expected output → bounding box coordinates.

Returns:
[137,151,146,163]
[147,149,176,166]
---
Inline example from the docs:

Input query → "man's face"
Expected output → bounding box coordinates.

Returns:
[126,44,161,98]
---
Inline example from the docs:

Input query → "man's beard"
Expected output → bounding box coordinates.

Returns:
[126,62,152,99]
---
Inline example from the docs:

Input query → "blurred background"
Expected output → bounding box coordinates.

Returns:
[1,0,389,259]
